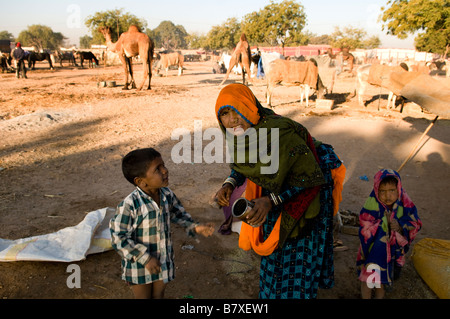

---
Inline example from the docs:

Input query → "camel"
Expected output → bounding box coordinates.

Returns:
[99,25,154,90]
[219,33,252,86]
[327,48,355,93]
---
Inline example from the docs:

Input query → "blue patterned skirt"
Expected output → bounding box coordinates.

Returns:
[259,144,337,299]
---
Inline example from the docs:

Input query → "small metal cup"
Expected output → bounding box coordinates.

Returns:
[232,198,261,227]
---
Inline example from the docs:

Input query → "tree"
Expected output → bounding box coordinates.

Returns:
[364,36,381,50]
[380,0,450,56]
[185,32,208,50]
[151,21,188,49]
[330,26,380,50]
[85,8,147,44]
[16,25,66,50]
[242,0,307,52]
[309,34,332,45]
[206,17,242,50]
[79,35,93,49]
[330,26,366,50]
[0,31,14,41]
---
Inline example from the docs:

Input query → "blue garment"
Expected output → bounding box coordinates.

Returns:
[257,57,265,79]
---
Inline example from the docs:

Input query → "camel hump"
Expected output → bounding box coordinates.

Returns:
[240,33,248,42]
[128,25,141,32]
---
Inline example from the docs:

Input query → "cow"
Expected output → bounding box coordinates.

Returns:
[154,52,184,76]
[266,58,326,107]
[74,51,99,68]
[54,51,77,67]
[0,52,12,73]
[355,63,410,109]
[219,33,252,86]
[258,51,285,79]
[27,51,54,70]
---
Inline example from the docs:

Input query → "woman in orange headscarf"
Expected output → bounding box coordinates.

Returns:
[214,83,345,299]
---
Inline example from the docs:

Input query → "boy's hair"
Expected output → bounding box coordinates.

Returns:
[121,148,161,185]
[380,176,398,187]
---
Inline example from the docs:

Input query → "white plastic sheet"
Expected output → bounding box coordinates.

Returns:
[0,207,115,262]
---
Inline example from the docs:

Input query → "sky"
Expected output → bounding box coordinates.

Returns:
[0,0,416,49]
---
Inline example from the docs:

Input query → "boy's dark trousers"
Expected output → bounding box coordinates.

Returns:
[16,59,27,78]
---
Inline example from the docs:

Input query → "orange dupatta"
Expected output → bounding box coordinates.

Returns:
[238,179,281,256]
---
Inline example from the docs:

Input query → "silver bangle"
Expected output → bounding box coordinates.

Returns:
[223,177,236,188]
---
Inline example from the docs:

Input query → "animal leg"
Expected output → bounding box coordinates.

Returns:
[127,58,136,89]
[387,91,396,109]
[300,85,305,105]
[147,57,152,90]
[178,65,182,76]
[137,57,150,91]
[119,55,130,90]
[266,85,274,107]
[304,85,310,107]
[219,54,238,85]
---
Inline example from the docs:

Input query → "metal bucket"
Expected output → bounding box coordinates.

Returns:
[97,81,106,87]
[231,198,261,227]
[107,81,116,87]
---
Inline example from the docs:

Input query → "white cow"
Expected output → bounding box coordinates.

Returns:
[219,53,243,75]
[259,52,284,78]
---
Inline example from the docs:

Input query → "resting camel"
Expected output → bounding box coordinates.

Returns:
[219,33,252,86]
[100,25,154,90]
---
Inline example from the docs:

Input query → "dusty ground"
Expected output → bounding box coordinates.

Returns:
[0,59,448,300]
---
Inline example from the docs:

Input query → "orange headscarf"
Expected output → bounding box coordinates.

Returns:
[215,83,260,125]
[215,84,281,256]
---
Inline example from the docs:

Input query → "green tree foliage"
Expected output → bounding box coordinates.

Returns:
[205,17,242,50]
[16,25,66,50]
[185,32,209,50]
[330,26,380,50]
[380,0,450,55]
[150,21,188,49]
[308,34,332,45]
[0,31,15,41]
[79,35,93,49]
[242,0,307,50]
[85,8,147,44]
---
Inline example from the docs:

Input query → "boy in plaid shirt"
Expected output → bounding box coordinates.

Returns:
[110,148,214,299]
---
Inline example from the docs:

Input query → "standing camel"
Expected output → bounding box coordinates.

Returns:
[99,25,154,90]
[219,33,252,86]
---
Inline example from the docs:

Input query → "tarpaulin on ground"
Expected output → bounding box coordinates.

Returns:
[412,238,450,299]
[0,207,114,262]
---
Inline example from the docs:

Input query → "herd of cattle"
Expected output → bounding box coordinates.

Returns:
[0,50,99,71]
[1,34,449,113]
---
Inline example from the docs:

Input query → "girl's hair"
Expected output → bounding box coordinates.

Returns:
[121,148,161,185]
[380,175,398,187]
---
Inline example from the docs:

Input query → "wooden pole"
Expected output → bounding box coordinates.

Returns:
[397,115,439,172]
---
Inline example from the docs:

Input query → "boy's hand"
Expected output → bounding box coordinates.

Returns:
[195,223,215,237]
[145,256,161,274]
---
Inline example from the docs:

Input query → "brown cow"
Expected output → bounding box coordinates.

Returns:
[155,52,184,77]
[219,33,252,86]
[266,59,326,107]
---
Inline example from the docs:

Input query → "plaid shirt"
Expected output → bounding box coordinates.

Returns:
[110,187,198,284]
